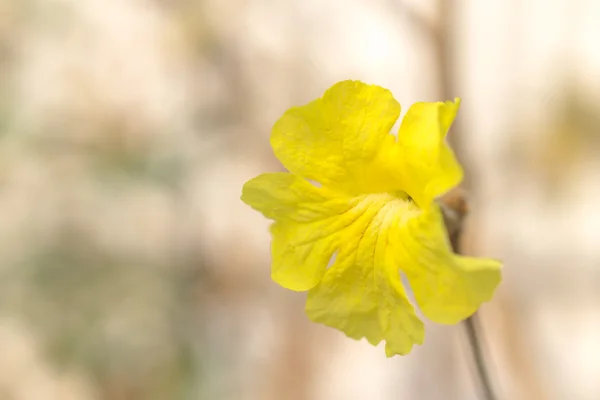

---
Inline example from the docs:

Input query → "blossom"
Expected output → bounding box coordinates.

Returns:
[241,80,501,356]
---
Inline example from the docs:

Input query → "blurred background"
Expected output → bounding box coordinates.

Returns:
[0,0,599,399]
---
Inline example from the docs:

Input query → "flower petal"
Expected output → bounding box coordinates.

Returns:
[397,99,464,208]
[241,173,336,221]
[242,173,358,291]
[305,195,425,357]
[394,204,502,324]
[270,80,402,194]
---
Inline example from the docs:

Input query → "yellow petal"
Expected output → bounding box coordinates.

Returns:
[242,173,337,221]
[305,195,425,357]
[270,80,402,194]
[397,99,464,208]
[242,173,356,291]
[394,204,502,324]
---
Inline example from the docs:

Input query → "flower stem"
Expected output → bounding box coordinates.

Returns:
[440,192,499,400]
[463,314,498,400]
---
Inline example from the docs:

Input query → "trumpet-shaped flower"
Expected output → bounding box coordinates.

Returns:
[241,80,501,356]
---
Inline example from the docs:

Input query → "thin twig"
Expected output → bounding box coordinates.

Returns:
[463,315,498,400]
[440,190,499,400]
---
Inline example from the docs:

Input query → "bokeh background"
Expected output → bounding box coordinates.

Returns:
[1,0,599,399]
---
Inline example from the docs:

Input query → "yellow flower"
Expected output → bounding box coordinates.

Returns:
[241,80,501,356]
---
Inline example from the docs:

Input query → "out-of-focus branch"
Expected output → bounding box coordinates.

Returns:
[393,2,499,396]
[394,0,499,395]
[388,0,439,41]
